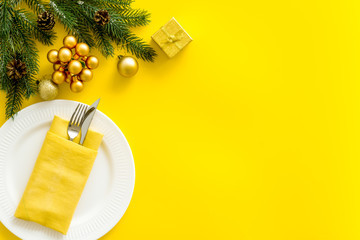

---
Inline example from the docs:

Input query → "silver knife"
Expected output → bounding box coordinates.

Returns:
[80,98,100,145]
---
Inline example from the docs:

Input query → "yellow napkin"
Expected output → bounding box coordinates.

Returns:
[15,115,103,234]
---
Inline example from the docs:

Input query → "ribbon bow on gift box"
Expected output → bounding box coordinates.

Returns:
[160,26,185,49]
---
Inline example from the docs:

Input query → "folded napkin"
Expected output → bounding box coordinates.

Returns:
[15,115,103,234]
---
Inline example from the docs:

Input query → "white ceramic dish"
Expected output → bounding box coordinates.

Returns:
[0,100,135,240]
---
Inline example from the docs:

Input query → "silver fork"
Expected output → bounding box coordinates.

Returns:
[67,103,87,141]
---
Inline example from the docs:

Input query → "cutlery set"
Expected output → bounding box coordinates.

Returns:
[67,98,100,144]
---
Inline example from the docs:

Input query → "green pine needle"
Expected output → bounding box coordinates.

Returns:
[88,0,133,11]
[93,25,115,57]
[10,8,56,46]
[50,0,95,47]
[121,32,157,62]
[5,78,25,119]
[118,8,150,27]
[22,0,47,14]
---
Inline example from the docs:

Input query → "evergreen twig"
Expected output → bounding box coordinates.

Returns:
[118,8,150,27]
[5,78,24,119]
[49,0,95,47]
[22,0,47,14]
[10,8,56,46]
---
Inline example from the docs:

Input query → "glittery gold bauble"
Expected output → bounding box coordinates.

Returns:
[86,56,99,69]
[58,47,72,62]
[117,56,139,77]
[53,62,61,71]
[47,49,59,63]
[67,60,82,75]
[70,79,84,93]
[79,68,93,82]
[63,35,77,49]
[38,76,59,100]
[75,43,89,56]
[52,70,66,84]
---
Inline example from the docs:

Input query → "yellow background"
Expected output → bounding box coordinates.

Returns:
[2,0,360,239]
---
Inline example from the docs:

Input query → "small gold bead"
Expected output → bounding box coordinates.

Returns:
[58,47,72,63]
[63,35,77,49]
[47,49,59,63]
[75,43,90,57]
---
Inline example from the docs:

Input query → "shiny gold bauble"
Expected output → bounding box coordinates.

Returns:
[58,47,72,62]
[79,68,93,82]
[117,56,139,77]
[86,56,99,69]
[53,62,61,71]
[52,71,66,84]
[47,49,59,63]
[70,79,84,93]
[38,76,59,101]
[75,43,90,56]
[63,35,77,49]
[67,60,83,75]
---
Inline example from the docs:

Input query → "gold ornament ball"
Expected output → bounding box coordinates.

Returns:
[38,76,59,101]
[63,35,77,49]
[53,62,61,71]
[75,43,90,56]
[117,56,139,77]
[58,47,72,62]
[52,71,66,84]
[86,56,99,69]
[79,68,93,82]
[70,79,84,93]
[67,60,83,75]
[47,49,59,63]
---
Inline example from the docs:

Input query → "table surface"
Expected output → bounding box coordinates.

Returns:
[2,0,360,239]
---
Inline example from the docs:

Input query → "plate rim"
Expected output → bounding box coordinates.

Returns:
[0,99,135,240]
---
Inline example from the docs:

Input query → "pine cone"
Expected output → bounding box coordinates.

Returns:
[94,10,110,26]
[6,59,27,80]
[37,11,55,31]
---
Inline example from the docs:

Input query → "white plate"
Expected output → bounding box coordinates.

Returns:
[0,100,135,240]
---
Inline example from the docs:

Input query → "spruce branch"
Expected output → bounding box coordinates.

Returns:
[102,13,156,61]
[0,1,13,92]
[87,0,133,11]
[10,14,39,74]
[49,0,95,47]
[5,77,24,119]
[0,49,12,92]
[10,8,56,46]
[17,52,37,98]
[22,74,37,98]
[3,12,39,118]
[22,0,47,14]
[70,2,115,56]
[93,25,115,57]
[121,32,157,62]
[118,8,150,27]
[0,0,12,40]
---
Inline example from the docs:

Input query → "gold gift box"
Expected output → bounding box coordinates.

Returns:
[152,17,192,58]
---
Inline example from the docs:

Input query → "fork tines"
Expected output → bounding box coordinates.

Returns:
[67,103,88,141]
[69,104,87,127]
